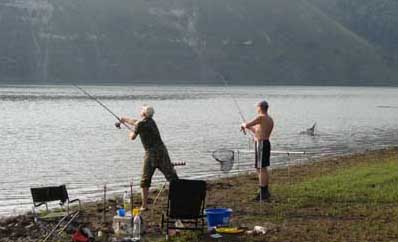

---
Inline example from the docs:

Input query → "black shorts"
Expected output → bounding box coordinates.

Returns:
[255,140,271,168]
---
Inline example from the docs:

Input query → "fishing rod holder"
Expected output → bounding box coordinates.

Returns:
[171,162,186,167]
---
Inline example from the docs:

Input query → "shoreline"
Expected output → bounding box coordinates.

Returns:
[1,147,397,241]
[0,80,398,88]
[0,147,368,218]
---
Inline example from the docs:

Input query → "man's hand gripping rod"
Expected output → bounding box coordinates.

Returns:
[74,85,133,130]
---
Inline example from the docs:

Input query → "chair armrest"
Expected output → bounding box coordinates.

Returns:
[69,199,80,204]
[34,202,45,208]
[32,202,47,216]
[68,199,81,211]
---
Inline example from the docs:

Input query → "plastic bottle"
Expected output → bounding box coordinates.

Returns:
[132,208,141,241]
[123,191,130,212]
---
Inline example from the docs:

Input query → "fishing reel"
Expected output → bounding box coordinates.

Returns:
[240,125,247,135]
[115,121,135,131]
[115,122,122,129]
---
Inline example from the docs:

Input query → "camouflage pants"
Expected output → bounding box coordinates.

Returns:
[140,147,178,188]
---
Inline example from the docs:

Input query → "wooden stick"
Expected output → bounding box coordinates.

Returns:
[130,180,134,212]
[103,184,107,222]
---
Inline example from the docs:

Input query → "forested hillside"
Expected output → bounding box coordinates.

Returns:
[0,0,396,85]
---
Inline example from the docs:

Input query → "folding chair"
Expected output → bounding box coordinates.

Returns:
[30,185,81,242]
[161,179,207,238]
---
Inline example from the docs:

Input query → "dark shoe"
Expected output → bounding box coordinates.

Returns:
[262,190,271,201]
[253,191,271,202]
[253,192,261,201]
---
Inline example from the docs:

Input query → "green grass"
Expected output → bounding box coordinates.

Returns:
[161,152,398,241]
[274,159,398,207]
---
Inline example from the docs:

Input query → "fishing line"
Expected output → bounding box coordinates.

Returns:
[217,73,247,124]
[74,85,133,130]
[74,84,139,212]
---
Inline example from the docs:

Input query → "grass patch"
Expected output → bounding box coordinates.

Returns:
[161,151,398,241]
[274,159,398,208]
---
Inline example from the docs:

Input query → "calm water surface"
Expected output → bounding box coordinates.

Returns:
[1,85,397,216]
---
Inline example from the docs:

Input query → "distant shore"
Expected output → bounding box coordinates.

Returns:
[2,82,398,87]
[1,147,397,242]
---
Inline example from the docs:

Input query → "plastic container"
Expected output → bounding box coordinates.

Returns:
[117,208,125,217]
[132,208,141,241]
[205,208,232,227]
[123,191,131,212]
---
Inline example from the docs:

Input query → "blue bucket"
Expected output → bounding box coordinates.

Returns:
[205,208,232,227]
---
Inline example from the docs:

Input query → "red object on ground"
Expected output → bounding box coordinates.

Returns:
[72,230,89,242]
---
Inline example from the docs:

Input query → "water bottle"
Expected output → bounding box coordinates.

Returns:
[123,191,130,212]
[132,208,141,241]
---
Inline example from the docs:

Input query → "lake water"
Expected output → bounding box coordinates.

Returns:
[1,85,397,216]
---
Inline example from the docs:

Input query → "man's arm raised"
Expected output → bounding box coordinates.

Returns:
[128,119,142,141]
[128,131,138,140]
[120,117,138,126]
[241,116,261,130]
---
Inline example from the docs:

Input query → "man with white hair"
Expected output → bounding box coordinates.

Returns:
[120,105,178,210]
[241,100,274,201]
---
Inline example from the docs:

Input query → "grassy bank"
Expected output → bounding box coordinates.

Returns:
[1,148,398,241]
[167,148,398,242]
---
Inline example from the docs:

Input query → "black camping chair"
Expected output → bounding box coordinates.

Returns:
[31,185,81,214]
[30,185,81,242]
[161,179,207,237]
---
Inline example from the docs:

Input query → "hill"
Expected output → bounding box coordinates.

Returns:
[309,0,398,67]
[0,0,396,85]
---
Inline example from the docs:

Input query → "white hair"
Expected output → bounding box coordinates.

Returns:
[142,105,155,118]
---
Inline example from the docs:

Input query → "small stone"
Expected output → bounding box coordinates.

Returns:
[25,223,34,229]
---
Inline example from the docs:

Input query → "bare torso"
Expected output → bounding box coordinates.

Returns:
[251,115,274,141]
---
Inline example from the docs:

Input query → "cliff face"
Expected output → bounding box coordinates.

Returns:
[0,0,396,85]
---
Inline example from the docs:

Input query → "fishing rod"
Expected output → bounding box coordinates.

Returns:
[217,73,249,136]
[218,73,246,123]
[237,149,311,155]
[213,149,311,155]
[73,85,133,130]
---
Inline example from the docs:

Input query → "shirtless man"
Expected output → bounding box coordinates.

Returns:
[120,105,178,210]
[241,100,274,201]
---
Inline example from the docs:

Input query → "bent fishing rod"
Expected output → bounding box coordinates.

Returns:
[73,85,133,130]
[217,73,250,136]
[218,73,246,123]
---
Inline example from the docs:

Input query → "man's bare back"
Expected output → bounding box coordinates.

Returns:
[251,114,274,141]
